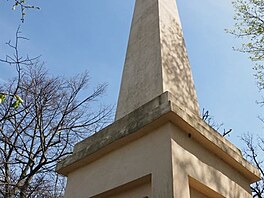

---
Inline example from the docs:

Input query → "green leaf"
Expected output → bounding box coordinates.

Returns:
[0,94,6,104]
[11,100,20,109]
[15,95,23,103]
[11,95,23,109]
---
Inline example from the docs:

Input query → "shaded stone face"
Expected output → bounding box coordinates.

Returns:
[115,0,199,120]
[159,2,200,115]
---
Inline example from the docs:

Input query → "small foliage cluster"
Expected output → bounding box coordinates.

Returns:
[230,0,264,89]
[10,0,40,22]
[0,93,23,109]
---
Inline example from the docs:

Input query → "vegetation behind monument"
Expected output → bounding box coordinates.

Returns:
[230,0,264,197]
[0,7,112,197]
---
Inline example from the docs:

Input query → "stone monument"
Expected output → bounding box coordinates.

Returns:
[56,0,260,197]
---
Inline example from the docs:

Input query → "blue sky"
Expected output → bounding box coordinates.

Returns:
[0,0,263,148]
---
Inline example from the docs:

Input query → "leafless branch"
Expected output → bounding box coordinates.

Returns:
[0,27,112,197]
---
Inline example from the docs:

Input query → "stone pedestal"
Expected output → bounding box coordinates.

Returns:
[56,93,260,198]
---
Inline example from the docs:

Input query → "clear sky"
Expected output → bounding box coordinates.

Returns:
[0,0,262,148]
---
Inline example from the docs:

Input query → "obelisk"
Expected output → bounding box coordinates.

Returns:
[56,1,260,197]
[115,0,199,120]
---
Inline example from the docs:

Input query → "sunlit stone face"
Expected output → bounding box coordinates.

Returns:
[115,0,199,120]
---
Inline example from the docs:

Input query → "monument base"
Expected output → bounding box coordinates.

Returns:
[56,92,260,198]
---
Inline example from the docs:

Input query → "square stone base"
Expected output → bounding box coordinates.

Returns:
[56,92,260,198]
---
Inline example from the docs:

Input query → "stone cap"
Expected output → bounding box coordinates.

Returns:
[56,92,261,183]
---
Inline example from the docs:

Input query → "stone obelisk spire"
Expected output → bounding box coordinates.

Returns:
[115,0,199,120]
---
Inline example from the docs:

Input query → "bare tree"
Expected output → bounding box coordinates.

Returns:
[0,28,112,197]
[242,134,264,198]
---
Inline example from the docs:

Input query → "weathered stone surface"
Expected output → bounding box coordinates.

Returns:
[56,92,260,183]
[115,0,199,120]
